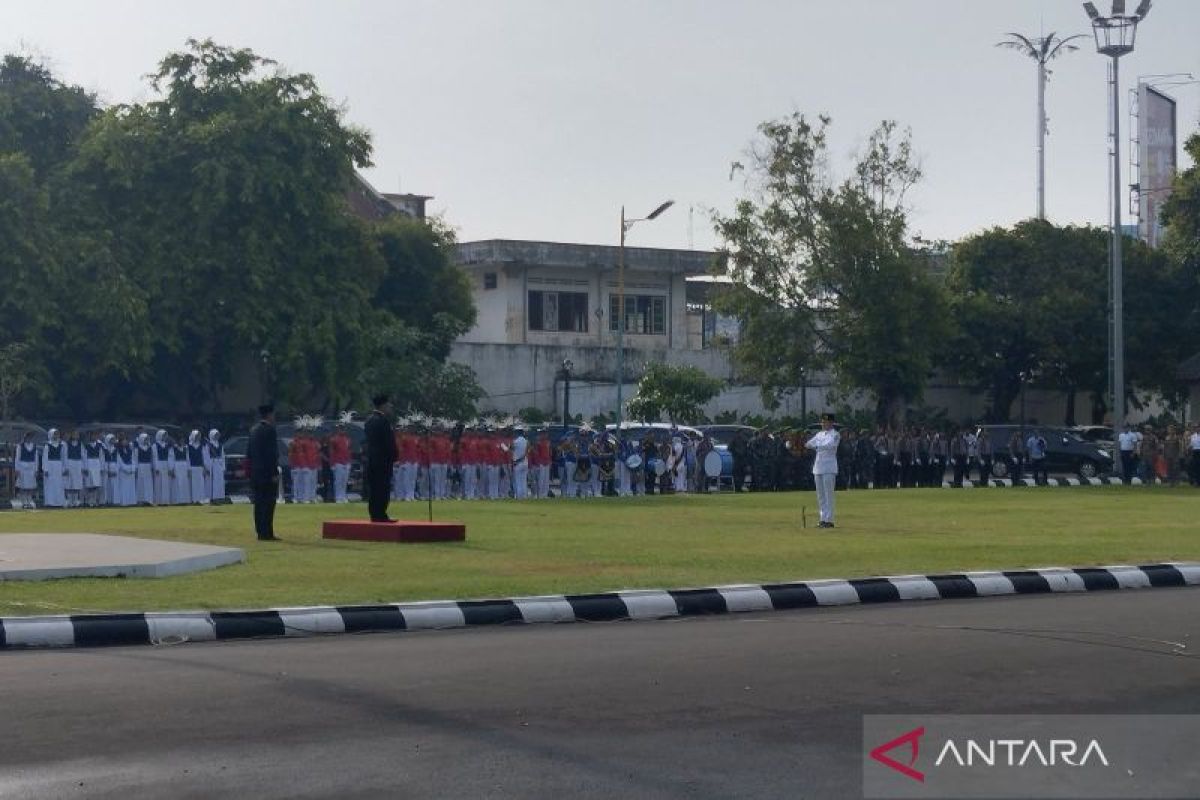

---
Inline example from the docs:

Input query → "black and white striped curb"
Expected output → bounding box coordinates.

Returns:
[2,562,1197,650]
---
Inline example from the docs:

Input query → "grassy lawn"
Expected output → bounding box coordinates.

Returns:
[0,487,1197,616]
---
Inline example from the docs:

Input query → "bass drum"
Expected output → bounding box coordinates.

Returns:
[625,454,643,470]
[651,458,666,477]
[703,450,723,478]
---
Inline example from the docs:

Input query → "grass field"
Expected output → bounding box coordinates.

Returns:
[0,487,1197,617]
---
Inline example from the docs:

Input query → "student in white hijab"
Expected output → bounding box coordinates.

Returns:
[205,429,226,501]
[186,430,208,504]
[134,431,155,505]
[15,432,39,509]
[102,433,119,506]
[152,430,174,505]
[171,436,190,504]
[41,429,67,507]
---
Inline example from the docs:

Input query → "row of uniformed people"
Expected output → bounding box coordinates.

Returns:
[12,428,226,509]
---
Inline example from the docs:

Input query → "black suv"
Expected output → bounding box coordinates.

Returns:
[979,425,1114,480]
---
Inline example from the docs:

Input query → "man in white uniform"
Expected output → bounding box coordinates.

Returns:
[511,425,529,500]
[805,413,841,529]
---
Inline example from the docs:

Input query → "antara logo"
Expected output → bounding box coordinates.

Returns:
[935,738,1109,768]
[870,726,926,783]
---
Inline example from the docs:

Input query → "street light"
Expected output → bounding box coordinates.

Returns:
[616,200,674,426]
[1082,0,1150,478]
[996,32,1085,220]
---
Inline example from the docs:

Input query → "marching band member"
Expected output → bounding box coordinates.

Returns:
[399,420,420,502]
[596,434,616,497]
[15,432,39,509]
[116,435,137,506]
[84,432,105,507]
[558,432,578,498]
[486,430,503,500]
[171,436,190,504]
[206,429,226,501]
[186,430,208,504]
[134,432,155,505]
[41,429,67,507]
[533,429,551,498]
[459,425,478,500]
[152,430,173,505]
[430,422,451,500]
[511,424,529,499]
[64,430,85,508]
[328,421,352,503]
[670,434,687,493]
[586,430,603,498]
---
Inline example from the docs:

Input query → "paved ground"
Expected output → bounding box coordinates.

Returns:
[1,588,1197,799]
[0,533,243,580]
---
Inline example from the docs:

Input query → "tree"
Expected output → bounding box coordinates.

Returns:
[1162,130,1200,271]
[0,55,98,179]
[947,220,1194,423]
[0,342,36,420]
[355,320,483,420]
[626,363,723,424]
[61,39,382,415]
[713,114,948,423]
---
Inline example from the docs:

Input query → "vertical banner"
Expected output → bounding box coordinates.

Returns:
[1137,85,1177,248]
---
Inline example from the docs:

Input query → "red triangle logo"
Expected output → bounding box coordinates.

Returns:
[869,726,926,783]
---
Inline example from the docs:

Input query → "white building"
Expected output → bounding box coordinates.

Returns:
[456,239,717,350]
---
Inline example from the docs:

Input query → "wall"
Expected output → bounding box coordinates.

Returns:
[451,341,1158,427]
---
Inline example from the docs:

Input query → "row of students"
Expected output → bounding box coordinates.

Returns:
[12,428,226,509]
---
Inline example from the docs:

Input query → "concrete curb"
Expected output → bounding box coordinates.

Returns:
[2,562,1198,650]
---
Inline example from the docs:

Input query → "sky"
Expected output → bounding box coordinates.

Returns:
[4,0,1198,252]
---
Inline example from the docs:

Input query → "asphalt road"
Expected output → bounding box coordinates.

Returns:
[2,589,1198,799]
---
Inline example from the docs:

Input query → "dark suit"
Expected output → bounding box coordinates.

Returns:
[364,410,398,521]
[248,419,279,539]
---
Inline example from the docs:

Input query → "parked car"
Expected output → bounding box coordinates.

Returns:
[1071,425,1115,456]
[74,422,186,442]
[980,425,1113,480]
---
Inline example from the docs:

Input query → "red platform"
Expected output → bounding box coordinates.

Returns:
[322,519,466,543]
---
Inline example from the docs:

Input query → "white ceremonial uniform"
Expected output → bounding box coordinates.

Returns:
[806,428,841,526]
[15,442,39,492]
[206,431,226,501]
[41,434,67,508]
[511,433,529,500]
[671,439,687,493]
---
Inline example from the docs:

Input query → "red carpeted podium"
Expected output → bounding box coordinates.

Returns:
[322,519,466,543]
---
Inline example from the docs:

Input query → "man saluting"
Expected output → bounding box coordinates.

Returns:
[365,393,399,522]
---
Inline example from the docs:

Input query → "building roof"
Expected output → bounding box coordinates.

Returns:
[1178,352,1200,382]
[455,239,720,276]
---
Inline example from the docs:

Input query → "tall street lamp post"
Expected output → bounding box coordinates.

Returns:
[616,200,674,426]
[561,359,573,430]
[1082,0,1151,478]
[996,32,1085,220]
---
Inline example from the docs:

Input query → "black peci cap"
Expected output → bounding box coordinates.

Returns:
[372,393,390,408]
[821,412,836,422]
[258,403,275,417]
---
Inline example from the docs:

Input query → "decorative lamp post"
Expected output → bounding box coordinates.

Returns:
[561,359,573,430]
[1082,0,1151,478]
[617,200,674,426]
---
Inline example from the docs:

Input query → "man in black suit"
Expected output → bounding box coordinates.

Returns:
[364,393,398,522]
[248,403,280,541]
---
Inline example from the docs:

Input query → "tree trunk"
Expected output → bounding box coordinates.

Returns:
[1064,385,1077,426]
[988,378,1020,423]
[1090,392,1108,425]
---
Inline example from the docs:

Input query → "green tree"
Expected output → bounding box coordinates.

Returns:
[61,39,381,415]
[714,114,948,423]
[0,55,98,178]
[1161,130,1200,270]
[626,363,724,424]
[948,220,1193,423]
[356,320,483,420]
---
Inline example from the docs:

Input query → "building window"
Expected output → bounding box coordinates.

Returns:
[609,295,666,335]
[528,290,589,333]
[483,272,497,290]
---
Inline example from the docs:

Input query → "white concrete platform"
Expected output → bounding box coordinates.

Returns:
[0,534,245,581]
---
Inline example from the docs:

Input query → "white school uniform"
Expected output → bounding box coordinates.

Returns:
[186,433,207,503]
[41,436,67,507]
[206,431,226,500]
[172,445,191,504]
[152,433,174,505]
[134,437,155,504]
[117,446,138,506]
[15,443,39,492]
